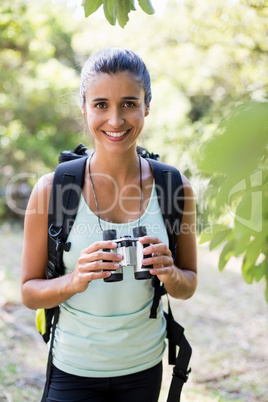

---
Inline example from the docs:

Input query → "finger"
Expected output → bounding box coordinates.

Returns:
[142,255,173,267]
[87,270,113,281]
[79,260,121,272]
[82,250,122,263]
[85,240,118,254]
[77,269,113,284]
[150,266,173,276]
[143,243,172,257]
[139,235,161,245]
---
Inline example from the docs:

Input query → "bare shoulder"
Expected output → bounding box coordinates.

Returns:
[34,172,54,193]
[26,172,55,215]
[180,172,194,198]
[179,173,196,220]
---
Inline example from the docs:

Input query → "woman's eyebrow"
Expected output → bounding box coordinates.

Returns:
[122,96,140,100]
[92,96,140,102]
[92,97,108,102]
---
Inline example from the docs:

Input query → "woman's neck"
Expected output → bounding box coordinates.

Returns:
[90,147,140,184]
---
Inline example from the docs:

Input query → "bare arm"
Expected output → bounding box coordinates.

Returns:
[140,174,197,299]
[21,173,75,309]
[21,174,122,310]
[165,174,197,298]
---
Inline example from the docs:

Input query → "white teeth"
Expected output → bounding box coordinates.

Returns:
[105,130,128,138]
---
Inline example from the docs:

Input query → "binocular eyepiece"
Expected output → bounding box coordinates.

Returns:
[103,226,153,282]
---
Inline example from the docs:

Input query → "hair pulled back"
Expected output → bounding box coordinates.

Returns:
[80,48,152,107]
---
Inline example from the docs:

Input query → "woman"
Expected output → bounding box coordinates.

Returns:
[21,48,197,402]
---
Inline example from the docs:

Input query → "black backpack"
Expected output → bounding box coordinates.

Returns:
[38,144,192,402]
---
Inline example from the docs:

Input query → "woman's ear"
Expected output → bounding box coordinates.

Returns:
[145,104,150,116]
[82,105,87,118]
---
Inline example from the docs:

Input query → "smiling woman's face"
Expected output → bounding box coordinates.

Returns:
[82,71,150,155]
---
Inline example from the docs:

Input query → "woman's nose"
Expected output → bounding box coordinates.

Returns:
[108,108,124,127]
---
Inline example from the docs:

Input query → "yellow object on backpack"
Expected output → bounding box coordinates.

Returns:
[35,308,46,335]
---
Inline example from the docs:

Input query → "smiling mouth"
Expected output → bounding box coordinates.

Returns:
[103,129,131,138]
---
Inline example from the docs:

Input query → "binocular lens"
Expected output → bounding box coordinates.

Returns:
[133,226,147,238]
[103,229,117,241]
[103,229,123,282]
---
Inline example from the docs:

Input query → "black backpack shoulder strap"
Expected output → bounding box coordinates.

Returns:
[146,158,184,319]
[146,158,184,259]
[46,156,87,279]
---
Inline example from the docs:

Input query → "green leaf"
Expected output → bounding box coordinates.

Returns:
[106,0,116,16]
[138,0,155,15]
[103,0,117,25]
[242,258,254,284]
[199,224,230,245]
[130,0,136,11]
[82,0,103,17]
[198,103,268,177]
[219,240,235,271]
[244,234,264,266]
[232,231,251,257]
[117,0,132,28]
[241,235,264,284]
[199,231,213,245]
[253,260,266,282]
[209,228,232,251]
[235,187,263,233]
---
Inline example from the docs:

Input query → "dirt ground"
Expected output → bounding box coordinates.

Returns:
[0,224,267,402]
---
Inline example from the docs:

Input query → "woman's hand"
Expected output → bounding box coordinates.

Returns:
[139,175,197,300]
[139,236,177,286]
[139,229,197,300]
[70,240,123,293]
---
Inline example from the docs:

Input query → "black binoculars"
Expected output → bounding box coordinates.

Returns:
[103,226,153,282]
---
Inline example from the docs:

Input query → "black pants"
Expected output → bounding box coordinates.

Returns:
[46,362,162,402]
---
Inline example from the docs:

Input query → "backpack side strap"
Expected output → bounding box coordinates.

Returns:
[165,299,192,402]
[150,276,167,319]
[40,306,60,402]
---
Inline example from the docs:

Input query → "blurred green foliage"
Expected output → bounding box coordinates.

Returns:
[199,103,268,301]
[0,0,267,298]
[0,1,82,168]
[0,0,84,218]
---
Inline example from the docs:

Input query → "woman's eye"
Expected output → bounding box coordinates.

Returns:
[96,102,107,109]
[123,101,135,108]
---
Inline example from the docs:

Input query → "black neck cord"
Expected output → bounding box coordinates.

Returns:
[88,152,143,231]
